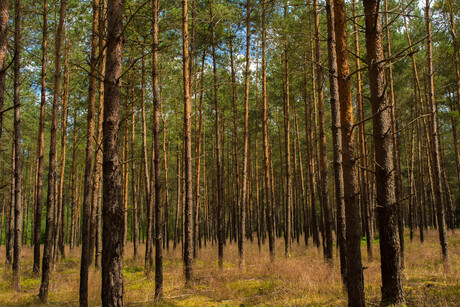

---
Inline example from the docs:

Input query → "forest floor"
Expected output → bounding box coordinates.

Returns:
[0,230,459,306]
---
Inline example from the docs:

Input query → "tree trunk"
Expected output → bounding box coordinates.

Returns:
[210,0,224,268]
[130,74,138,259]
[425,0,450,269]
[70,111,77,250]
[326,0,346,281]
[262,0,275,262]
[93,0,106,270]
[384,0,404,269]
[283,2,292,258]
[152,0,163,297]
[363,0,404,303]
[80,0,99,303]
[58,35,69,260]
[101,0,124,304]
[0,0,8,150]
[239,0,250,269]
[182,0,193,285]
[39,0,66,301]
[6,142,14,265]
[313,0,332,261]
[141,39,153,270]
[334,0,365,305]
[12,0,22,289]
[194,52,205,256]
[33,0,46,274]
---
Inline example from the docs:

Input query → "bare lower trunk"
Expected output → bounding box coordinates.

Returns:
[335,0,364,304]
[101,0,124,304]
[326,0,346,281]
[363,0,404,303]
[94,0,106,270]
[152,0,163,297]
[12,0,22,289]
[182,0,193,285]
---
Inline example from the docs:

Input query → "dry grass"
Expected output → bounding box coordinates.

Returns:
[0,230,458,306]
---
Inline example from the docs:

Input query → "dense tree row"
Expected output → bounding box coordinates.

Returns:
[0,0,458,305]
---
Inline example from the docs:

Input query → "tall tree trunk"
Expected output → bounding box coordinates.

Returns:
[262,0,275,262]
[162,112,170,250]
[363,0,404,303]
[141,39,153,270]
[152,0,163,298]
[239,0,250,269]
[182,0,193,285]
[334,0,364,304]
[6,142,14,265]
[12,0,22,290]
[0,0,8,149]
[384,0,404,269]
[425,0,449,268]
[210,0,224,268]
[130,74,137,259]
[307,25,320,249]
[80,0,99,304]
[0,0,6,252]
[313,0,333,261]
[70,110,77,250]
[39,0,66,301]
[93,0,106,270]
[33,0,47,274]
[283,2,292,258]
[58,34,69,260]
[194,52,205,256]
[229,24,239,255]
[326,0,346,281]
[101,0,124,304]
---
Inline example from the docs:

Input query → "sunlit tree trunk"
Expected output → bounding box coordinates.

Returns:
[182,0,193,285]
[152,0,163,297]
[326,0,346,280]
[335,0,364,304]
[93,0,106,270]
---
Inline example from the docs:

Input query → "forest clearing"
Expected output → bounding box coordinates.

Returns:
[1,231,459,306]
